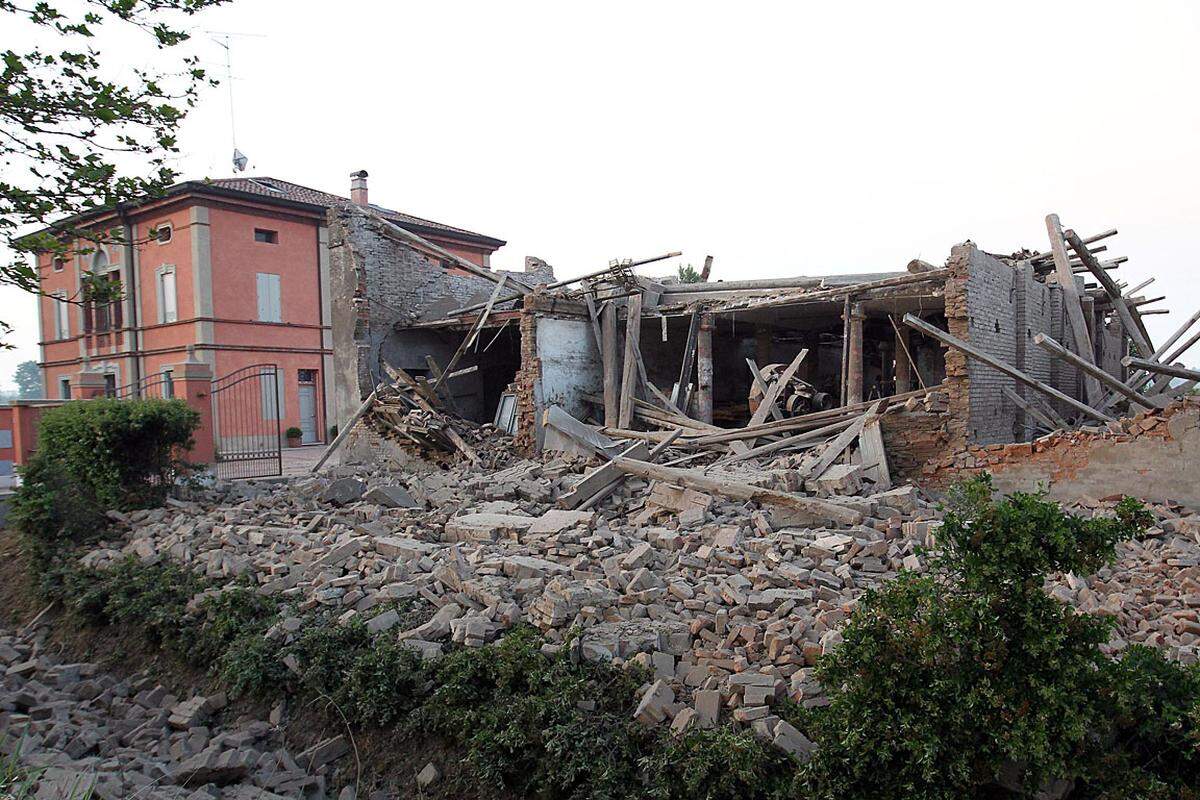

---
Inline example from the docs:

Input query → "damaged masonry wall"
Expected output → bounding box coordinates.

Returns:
[327,203,553,427]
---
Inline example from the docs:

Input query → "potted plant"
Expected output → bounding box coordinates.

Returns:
[285,426,303,447]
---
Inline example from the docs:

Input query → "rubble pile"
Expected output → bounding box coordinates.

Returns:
[63,451,1200,758]
[0,632,335,799]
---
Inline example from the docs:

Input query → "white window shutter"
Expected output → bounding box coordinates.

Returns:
[270,274,282,322]
[162,271,177,322]
[256,273,270,321]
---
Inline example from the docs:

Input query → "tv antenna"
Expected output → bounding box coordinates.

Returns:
[206,31,266,173]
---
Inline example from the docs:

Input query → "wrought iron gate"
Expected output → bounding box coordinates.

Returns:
[210,364,282,480]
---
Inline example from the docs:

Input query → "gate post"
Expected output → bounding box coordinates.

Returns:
[171,355,215,466]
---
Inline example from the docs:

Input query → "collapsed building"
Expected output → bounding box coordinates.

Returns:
[328,203,1198,503]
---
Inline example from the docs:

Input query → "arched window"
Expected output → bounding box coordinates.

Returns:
[91,249,109,271]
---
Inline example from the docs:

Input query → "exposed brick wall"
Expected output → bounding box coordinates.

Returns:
[919,398,1200,507]
[880,409,952,483]
[512,299,541,454]
[942,246,971,452]
[327,203,553,424]
[964,247,1019,445]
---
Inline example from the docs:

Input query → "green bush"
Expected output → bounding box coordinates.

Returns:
[643,727,794,800]
[12,398,199,579]
[801,474,1167,800]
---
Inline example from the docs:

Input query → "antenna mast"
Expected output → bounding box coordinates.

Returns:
[206,31,266,173]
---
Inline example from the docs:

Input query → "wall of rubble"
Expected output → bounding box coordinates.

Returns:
[920,397,1200,507]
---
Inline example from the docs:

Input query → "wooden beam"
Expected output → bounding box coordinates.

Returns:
[582,292,604,357]
[1045,214,1101,404]
[722,417,856,463]
[1121,357,1200,383]
[800,402,880,480]
[904,313,1114,423]
[574,429,683,511]
[1002,386,1060,432]
[608,457,863,526]
[1065,229,1154,356]
[744,348,808,445]
[695,312,714,424]
[386,365,480,465]
[601,302,619,427]
[859,416,891,490]
[1033,333,1160,410]
[618,294,643,428]
[746,359,785,422]
[310,384,381,473]
[671,308,702,409]
[379,217,530,294]
[424,355,459,414]
[433,275,508,393]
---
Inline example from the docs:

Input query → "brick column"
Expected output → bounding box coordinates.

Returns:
[72,370,108,400]
[169,355,215,466]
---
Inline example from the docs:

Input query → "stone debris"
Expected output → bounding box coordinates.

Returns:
[0,632,333,799]
[30,440,1200,767]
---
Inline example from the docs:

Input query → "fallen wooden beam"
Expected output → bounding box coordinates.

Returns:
[434,275,508,393]
[744,348,808,446]
[573,429,683,511]
[1045,214,1101,404]
[746,359,785,422]
[608,457,863,526]
[1121,357,1200,383]
[1002,386,1061,432]
[904,313,1114,423]
[618,294,643,429]
[799,402,880,480]
[671,308,702,409]
[311,384,382,473]
[1065,228,1154,356]
[859,416,891,490]
[1033,333,1162,410]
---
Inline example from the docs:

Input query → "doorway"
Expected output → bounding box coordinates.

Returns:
[298,369,319,444]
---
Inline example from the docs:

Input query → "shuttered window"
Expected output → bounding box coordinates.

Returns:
[256,273,281,323]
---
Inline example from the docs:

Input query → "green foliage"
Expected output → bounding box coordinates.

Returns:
[801,474,1172,800]
[34,398,200,509]
[12,360,42,398]
[677,264,702,284]
[1,0,228,342]
[12,399,199,577]
[419,626,650,799]
[285,426,303,439]
[340,638,428,727]
[2,735,95,798]
[643,727,794,800]
[218,633,289,701]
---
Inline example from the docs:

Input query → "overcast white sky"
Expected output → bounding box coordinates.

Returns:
[3,0,1199,388]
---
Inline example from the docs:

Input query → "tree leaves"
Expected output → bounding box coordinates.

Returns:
[0,0,227,340]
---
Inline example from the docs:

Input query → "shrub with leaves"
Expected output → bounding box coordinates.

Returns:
[802,474,1155,800]
[12,398,199,575]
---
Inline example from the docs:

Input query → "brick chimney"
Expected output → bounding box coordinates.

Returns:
[350,170,369,205]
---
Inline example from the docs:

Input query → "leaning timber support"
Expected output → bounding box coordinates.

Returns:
[1046,214,1102,404]
[695,312,714,424]
[1033,333,1160,410]
[903,313,1114,423]
[1121,357,1200,383]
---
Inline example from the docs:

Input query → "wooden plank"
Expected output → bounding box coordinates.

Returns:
[722,416,856,463]
[574,429,683,511]
[386,365,480,465]
[433,275,508,393]
[558,439,650,509]
[744,348,808,446]
[695,312,714,424]
[582,292,604,356]
[310,384,381,473]
[618,295,644,428]
[608,457,863,526]
[1033,333,1161,410]
[601,302,619,426]
[1002,386,1060,432]
[1065,229,1154,356]
[859,416,891,490]
[1045,214,1102,404]
[1121,357,1200,383]
[671,308,702,408]
[424,355,459,414]
[379,217,531,294]
[800,401,880,480]
[904,313,1114,423]
[745,359,785,422]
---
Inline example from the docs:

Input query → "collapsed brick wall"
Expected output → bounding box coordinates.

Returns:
[920,398,1200,507]
[512,302,540,454]
[963,247,1019,445]
[879,409,952,483]
[327,204,553,426]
